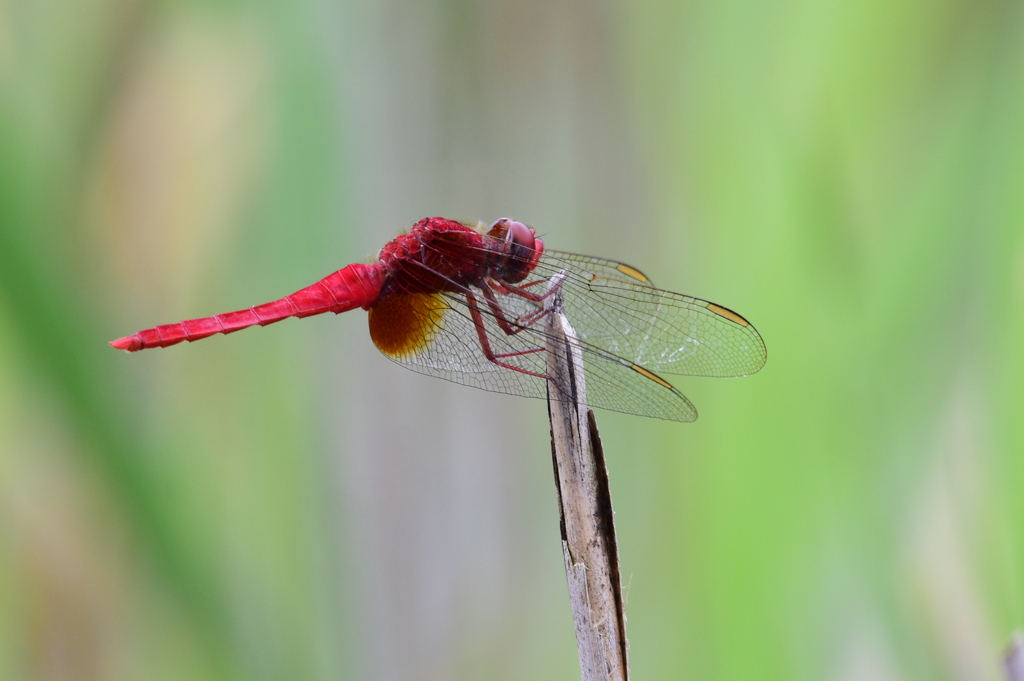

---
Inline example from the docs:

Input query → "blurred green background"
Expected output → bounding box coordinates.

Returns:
[2,0,1023,679]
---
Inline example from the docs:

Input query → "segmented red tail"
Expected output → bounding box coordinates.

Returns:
[110,263,386,352]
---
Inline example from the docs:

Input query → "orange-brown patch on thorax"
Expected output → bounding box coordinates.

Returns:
[368,292,448,359]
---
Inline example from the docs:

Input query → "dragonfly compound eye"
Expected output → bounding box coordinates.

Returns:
[506,220,535,252]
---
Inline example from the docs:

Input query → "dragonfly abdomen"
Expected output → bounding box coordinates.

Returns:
[110,263,386,351]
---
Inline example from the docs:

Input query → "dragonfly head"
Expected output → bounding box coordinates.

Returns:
[486,218,544,283]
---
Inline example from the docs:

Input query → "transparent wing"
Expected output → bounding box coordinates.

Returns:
[533,250,766,378]
[542,249,657,287]
[365,240,764,422]
[368,289,698,421]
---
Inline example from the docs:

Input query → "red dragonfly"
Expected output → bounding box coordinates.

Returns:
[111,217,765,421]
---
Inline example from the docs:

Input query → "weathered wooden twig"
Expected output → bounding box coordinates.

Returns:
[544,271,629,681]
[1005,631,1024,681]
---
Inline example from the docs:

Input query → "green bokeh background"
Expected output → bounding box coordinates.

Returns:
[2,0,1023,679]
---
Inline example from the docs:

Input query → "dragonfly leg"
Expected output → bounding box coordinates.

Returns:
[465,291,551,381]
[491,347,545,360]
[477,278,564,336]
[478,284,546,337]
[488,276,562,304]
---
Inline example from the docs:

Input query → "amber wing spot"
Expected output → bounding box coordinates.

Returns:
[615,263,649,283]
[630,364,676,390]
[707,302,750,326]
[368,292,448,359]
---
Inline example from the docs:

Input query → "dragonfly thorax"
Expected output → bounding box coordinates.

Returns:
[376,217,544,296]
[377,218,491,295]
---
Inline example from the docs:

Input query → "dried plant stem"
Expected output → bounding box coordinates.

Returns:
[544,275,629,681]
[1006,632,1024,681]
